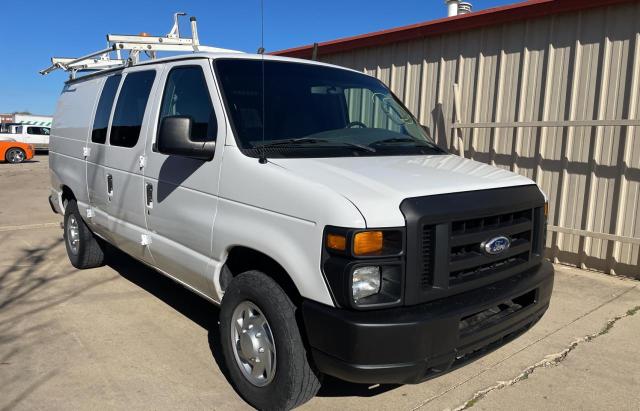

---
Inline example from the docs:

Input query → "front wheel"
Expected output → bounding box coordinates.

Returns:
[5,148,26,163]
[220,271,321,410]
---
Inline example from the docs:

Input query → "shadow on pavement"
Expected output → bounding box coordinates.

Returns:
[0,235,113,409]
[317,376,399,397]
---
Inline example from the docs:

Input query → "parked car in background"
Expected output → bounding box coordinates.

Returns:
[0,124,50,150]
[0,138,34,163]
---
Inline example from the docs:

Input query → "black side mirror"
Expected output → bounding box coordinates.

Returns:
[157,116,215,161]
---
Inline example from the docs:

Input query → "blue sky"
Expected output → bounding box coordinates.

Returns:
[0,0,515,115]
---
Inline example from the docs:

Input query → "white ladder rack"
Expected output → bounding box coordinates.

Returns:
[40,12,243,79]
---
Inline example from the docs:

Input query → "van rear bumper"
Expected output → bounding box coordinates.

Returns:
[302,261,554,384]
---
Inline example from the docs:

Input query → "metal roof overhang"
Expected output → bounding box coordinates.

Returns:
[273,0,635,59]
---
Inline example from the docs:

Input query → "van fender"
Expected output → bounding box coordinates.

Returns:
[211,198,335,307]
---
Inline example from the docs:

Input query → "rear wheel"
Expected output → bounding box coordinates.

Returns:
[5,148,26,163]
[220,271,321,410]
[63,200,106,269]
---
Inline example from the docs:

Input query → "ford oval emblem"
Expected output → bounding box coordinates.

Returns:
[482,236,511,255]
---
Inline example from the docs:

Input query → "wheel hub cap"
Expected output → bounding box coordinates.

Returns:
[230,301,276,386]
[10,150,24,162]
[67,215,80,255]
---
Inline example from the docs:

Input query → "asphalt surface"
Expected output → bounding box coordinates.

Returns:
[1,155,639,410]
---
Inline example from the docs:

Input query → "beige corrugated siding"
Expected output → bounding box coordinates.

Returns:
[320,2,640,277]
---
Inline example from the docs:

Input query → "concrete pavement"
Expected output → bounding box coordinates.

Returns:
[0,155,638,410]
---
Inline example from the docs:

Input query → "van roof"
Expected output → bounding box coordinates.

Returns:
[65,52,363,84]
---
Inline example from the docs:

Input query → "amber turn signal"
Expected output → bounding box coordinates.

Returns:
[326,233,347,251]
[353,231,384,255]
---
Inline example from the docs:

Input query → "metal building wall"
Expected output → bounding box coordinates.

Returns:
[320,1,640,277]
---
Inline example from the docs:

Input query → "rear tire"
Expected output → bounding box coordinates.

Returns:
[63,200,105,269]
[220,271,321,410]
[5,148,26,163]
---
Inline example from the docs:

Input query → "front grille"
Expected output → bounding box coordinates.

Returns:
[420,208,537,289]
[401,185,546,305]
[448,209,533,284]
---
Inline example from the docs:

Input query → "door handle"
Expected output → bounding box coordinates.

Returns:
[106,174,113,198]
[145,183,153,208]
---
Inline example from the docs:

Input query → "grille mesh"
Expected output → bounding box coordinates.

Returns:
[421,226,435,290]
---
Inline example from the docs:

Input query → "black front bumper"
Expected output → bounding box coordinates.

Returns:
[302,261,554,384]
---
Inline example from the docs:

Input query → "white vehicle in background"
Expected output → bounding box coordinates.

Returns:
[0,124,50,150]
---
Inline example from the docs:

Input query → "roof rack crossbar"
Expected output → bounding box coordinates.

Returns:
[40,46,116,76]
[40,13,242,78]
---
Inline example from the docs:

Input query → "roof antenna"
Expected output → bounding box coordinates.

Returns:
[258,0,268,164]
[257,0,265,55]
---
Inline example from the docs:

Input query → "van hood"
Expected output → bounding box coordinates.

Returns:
[270,155,535,227]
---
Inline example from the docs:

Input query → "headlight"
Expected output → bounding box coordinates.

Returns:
[352,266,381,300]
[322,226,405,309]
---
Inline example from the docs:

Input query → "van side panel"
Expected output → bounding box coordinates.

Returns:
[49,79,101,211]
[142,60,225,298]
[85,76,113,241]
[103,68,159,263]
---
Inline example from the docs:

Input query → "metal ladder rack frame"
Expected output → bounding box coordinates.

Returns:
[40,12,243,79]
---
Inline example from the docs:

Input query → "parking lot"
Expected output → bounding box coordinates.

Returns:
[0,154,639,410]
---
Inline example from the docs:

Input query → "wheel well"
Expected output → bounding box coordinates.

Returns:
[222,247,302,304]
[61,186,75,206]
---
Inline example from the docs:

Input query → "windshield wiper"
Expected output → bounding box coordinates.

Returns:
[370,137,444,153]
[256,137,376,152]
[255,137,327,147]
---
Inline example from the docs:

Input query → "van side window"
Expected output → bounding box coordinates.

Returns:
[110,71,156,148]
[159,66,217,142]
[92,74,122,144]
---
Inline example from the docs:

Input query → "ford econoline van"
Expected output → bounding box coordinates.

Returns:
[47,51,554,410]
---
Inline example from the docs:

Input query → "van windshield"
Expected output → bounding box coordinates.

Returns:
[215,59,444,158]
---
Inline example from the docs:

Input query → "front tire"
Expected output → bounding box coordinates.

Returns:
[5,148,26,163]
[63,200,105,269]
[220,271,321,410]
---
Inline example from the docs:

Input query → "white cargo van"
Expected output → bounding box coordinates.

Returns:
[0,124,50,150]
[44,16,553,410]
